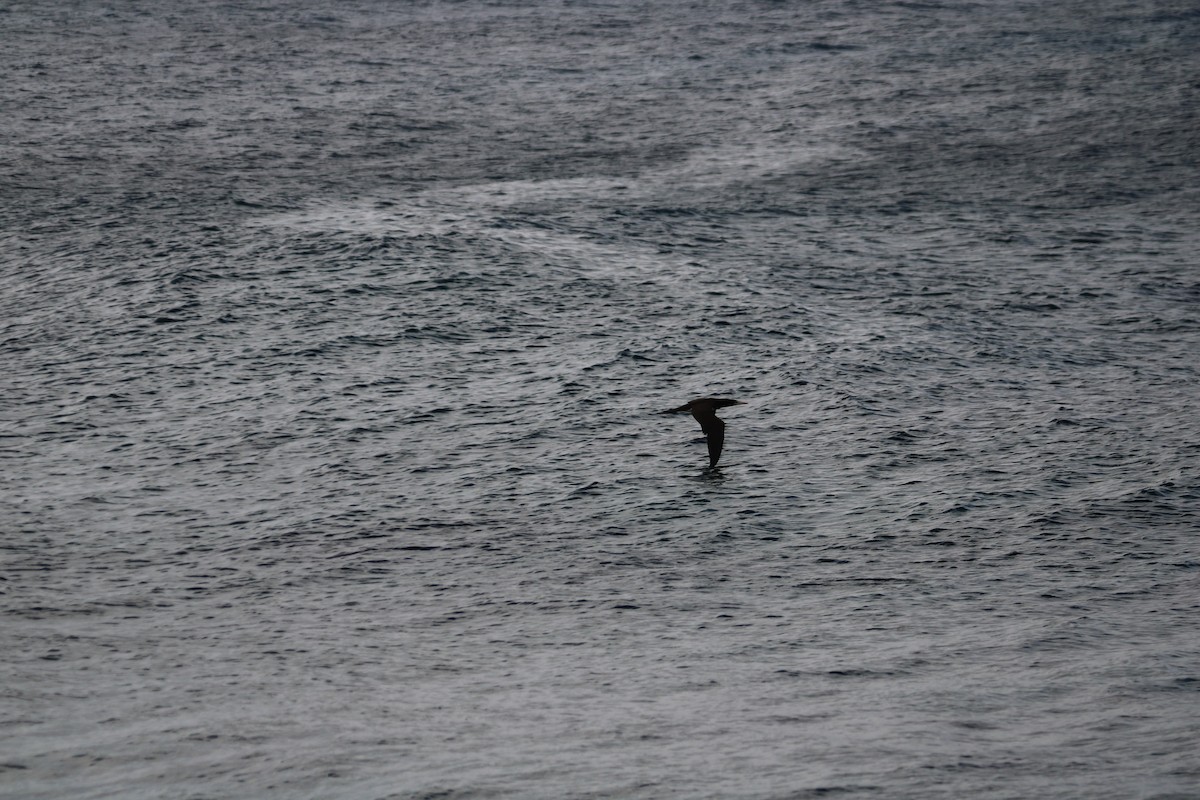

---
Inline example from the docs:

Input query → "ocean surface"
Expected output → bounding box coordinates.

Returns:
[3,1,1199,798]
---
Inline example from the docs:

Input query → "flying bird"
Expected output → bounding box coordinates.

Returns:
[663,397,745,468]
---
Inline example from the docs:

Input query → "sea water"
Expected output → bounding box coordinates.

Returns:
[2,1,1198,797]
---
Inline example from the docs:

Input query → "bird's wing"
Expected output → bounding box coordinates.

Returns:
[693,411,726,468]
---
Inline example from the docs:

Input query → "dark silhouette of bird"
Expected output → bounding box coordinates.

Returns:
[663,397,745,468]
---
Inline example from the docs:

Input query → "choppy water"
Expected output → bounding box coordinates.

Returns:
[3,1,1199,798]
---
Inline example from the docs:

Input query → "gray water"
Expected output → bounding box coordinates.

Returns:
[3,1,1199,798]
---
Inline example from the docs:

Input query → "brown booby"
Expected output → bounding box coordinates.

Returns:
[663,397,744,468]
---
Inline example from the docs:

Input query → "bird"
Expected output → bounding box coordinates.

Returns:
[663,397,745,468]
